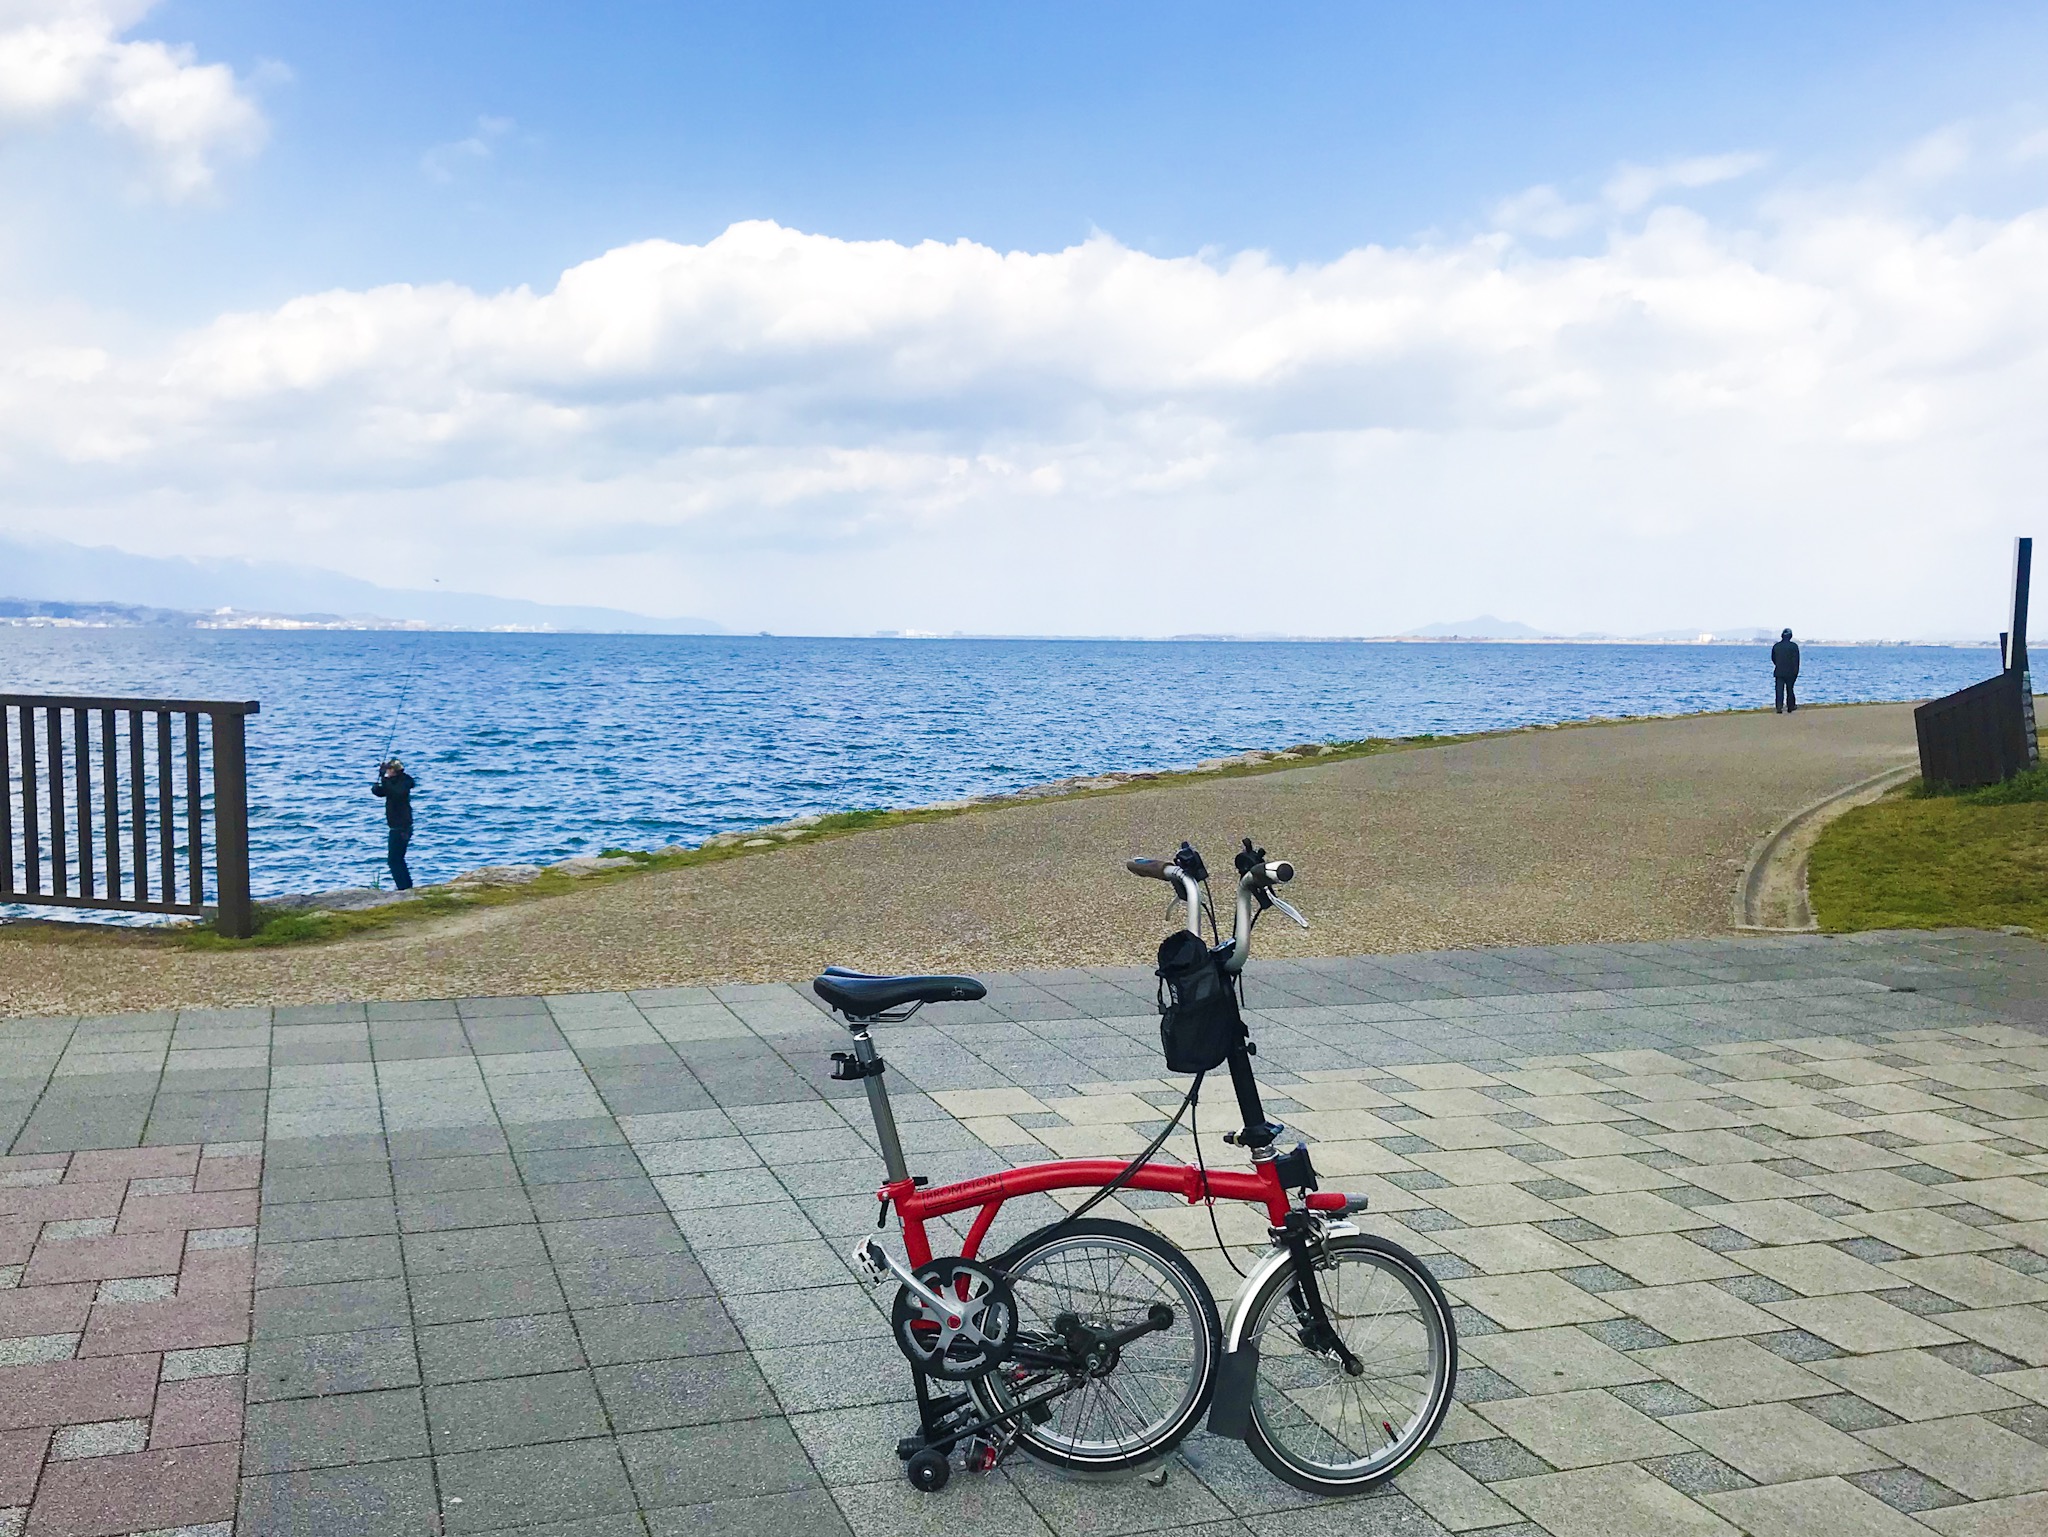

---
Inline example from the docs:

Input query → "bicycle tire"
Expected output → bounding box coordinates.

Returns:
[973,1218,1220,1473]
[1239,1231,1457,1493]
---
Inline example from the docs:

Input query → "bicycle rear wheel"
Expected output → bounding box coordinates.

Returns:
[1239,1232,1457,1493]
[973,1218,1219,1473]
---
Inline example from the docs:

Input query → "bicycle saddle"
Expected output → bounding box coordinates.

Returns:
[813,967,987,1020]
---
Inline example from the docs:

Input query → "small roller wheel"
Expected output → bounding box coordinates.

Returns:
[906,1447,951,1492]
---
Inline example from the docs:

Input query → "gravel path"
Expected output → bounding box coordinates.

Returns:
[1,703,1920,1015]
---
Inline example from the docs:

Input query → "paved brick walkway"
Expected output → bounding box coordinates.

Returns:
[2,930,2046,1536]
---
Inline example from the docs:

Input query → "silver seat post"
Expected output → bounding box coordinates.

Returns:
[852,1029,911,1183]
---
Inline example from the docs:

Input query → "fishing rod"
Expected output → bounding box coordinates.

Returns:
[369,581,437,887]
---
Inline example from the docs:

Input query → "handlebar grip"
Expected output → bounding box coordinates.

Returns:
[1127,857,1173,880]
[1269,861,1294,884]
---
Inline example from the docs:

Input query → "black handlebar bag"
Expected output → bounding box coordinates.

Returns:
[1155,930,1245,1075]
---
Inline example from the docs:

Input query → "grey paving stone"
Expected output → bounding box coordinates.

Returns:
[237,1456,439,1537]
[391,1154,521,1194]
[1795,1392,1904,1433]
[403,1223,550,1275]
[248,1326,421,1402]
[542,1214,692,1263]
[255,1278,413,1338]
[262,1195,400,1242]
[420,1313,586,1383]
[591,1353,780,1433]
[427,1369,610,1453]
[1607,1380,1717,1419]
[397,1187,537,1232]
[1443,1436,1553,1482]
[554,1254,716,1309]
[644,1489,851,1537]
[261,1162,395,1204]
[572,1299,744,1365]
[517,1145,648,1185]
[1845,1466,1972,1513]
[438,1438,641,1532]
[257,1235,405,1289]
[263,1133,390,1167]
[385,1125,511,1159]
[617,1418,819,1509]
[408,1262,567,1326]
[1640,1450,1755,1495]
[506,1117,630,1152]
[529,1177,668,1223]
[244,1387,429,1473]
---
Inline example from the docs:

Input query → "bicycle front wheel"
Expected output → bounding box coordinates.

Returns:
[973,1218,1219,1473]
[1240,1232,1457,1493]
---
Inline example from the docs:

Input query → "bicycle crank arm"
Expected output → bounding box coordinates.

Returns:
[852,1238,958,1319]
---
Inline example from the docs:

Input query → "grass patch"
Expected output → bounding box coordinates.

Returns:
[1810,771,2048,934]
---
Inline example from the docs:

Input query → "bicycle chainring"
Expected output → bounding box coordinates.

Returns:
[891,1257,1018,1381]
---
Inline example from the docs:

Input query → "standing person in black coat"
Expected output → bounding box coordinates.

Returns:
[373,760,417,890]
[1771,629,1801,714]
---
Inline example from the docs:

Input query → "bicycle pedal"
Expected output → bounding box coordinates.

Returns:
[852,1238,891,1286]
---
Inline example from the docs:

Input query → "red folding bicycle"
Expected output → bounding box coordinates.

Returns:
[813,838,1459,1495]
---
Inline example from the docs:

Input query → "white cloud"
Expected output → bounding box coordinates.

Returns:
[2,137,2046,637]
[421,114,513,184]
[0,0,264,197]
[1603,152,1768,212]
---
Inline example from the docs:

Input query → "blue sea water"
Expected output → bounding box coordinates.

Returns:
[0,629,1994,902]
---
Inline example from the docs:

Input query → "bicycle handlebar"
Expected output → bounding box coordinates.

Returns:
[1126,841,1304,972]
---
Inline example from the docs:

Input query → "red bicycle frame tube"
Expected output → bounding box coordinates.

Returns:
[885,1157,1350,1268]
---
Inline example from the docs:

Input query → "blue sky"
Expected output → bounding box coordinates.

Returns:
[3,3,2048,635]
[21,1,2048,310]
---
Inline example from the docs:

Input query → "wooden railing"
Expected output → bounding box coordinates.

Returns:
[1,695,259,938]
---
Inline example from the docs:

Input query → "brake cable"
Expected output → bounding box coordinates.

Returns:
[1189,1083,1248,1277]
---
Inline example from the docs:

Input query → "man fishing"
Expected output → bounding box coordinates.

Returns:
[372,759,417,890]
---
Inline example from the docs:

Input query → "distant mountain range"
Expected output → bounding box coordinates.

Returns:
[1409,616,1794,643]
[0,536,721,634]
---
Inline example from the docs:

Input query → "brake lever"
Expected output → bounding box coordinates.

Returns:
[1270,896,1309,929]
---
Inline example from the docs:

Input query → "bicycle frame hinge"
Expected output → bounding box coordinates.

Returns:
[1206,1340,1260,1440]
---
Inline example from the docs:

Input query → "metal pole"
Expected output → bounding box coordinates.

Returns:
[2014,537,2038,765]
[21,706,40,896]
[211,709,253,938]
[185,712,203,909]
[74,706,93,901]
[101,709,119,902]
[47,706,66,898]
[0,708,12,898]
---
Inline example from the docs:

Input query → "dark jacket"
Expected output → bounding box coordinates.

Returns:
[1770,639,1800,680]
[372,770,416,828]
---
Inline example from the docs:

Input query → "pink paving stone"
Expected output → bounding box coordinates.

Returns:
[22,1232,186,1286]
[64,1148,199,1185]
[79,1292,248,1357]
[192,1155,260,1192]
[25,1441,236,1537]
[0,1183,127,1224]
[176,1247,254,1298]
[113,1190,257,1237]
[0,1283,95,1341]
[149,1376,243,1450]
[0,1426,52,1505]
[0,1156,68,1176]
[0,1356,157,1431]
[0,1219,35,1267]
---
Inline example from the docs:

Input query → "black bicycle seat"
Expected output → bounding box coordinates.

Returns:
[813,967,987,1020]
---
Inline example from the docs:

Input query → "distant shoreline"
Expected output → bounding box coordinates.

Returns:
[0,609,1995,647]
